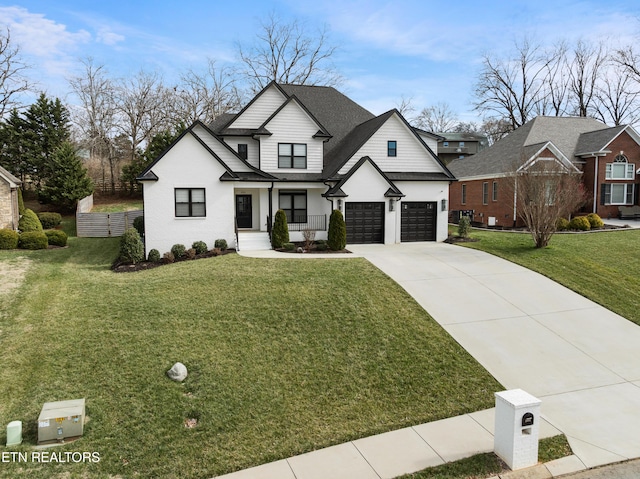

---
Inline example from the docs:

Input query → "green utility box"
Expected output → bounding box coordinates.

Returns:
[37,398,85,444]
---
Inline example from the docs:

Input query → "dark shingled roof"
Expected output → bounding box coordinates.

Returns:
[448,116,610,179]
[575,125,627,156]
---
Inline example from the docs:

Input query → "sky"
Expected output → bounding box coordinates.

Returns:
[1,0,640,125]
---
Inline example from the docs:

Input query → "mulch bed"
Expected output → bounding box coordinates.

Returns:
[275,242,351,254]
[112,249,235,273]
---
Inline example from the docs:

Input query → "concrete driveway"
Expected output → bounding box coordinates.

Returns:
[349,242,640,469]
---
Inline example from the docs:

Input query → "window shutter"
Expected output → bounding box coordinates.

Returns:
[627,184,635,205]
[601,184,609,205]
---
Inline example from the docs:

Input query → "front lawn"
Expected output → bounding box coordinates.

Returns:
[459,228,640,326]
[0,234,501,479]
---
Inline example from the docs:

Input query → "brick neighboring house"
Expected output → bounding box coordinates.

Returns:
[447,116,640,227]
[0,165,21,230]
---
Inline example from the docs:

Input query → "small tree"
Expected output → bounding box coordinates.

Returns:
[119,227,144,264]
[302,227,315,251]
[327,209,346,250]
[38,142,94,212]
[18,208,43,232]
[515,160,587,247]
[271,209,289,248]
[457,216,471,238]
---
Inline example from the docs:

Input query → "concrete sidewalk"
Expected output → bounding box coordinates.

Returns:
[215,407,583,479]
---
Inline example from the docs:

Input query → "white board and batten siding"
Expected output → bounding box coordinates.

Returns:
[227,85,286,129]
[339,114,443,175]
[223,137,260,169]
[190,125,254,173]
[142,133,236,257]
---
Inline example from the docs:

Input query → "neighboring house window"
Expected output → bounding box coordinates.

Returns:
[459,142,465,147]
[279,191,307,223]
[605,154,634,180]
[278,143,307,168]
[461,184,467,204]
[482,182,489,205]
[443,141,449,147]
[238,144,248,160]
[175,188,205,217]
[602,183,635,205]
[388,141,397,157]
[492,181,498,201]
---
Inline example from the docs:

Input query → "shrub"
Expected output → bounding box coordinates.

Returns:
[44,229,67,247]
[283,242,295,251]
[38,212,62,229]
[587,213,604,229]
[0,229,19,249]
[119,227,144,264]
[315,242,328,251]
[272,210,289,248]
[148,249,161,263]
[133,215,144,237]
[556,217,570,231]
[18,209,43,232]
[185,248,196,260]
[458,216,471,238]
[192,241,208,255]
[569,216,591,231]
[214,239,228,250]
[18,231,48,250]
[162,251,175,264]
[171,243,186,258]
[327,209,346,250]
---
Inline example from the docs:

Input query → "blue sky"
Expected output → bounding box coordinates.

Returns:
[2,0,639,124]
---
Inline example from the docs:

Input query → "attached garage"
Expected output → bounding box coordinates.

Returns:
[345,202,384,244]
[401,202,437,242]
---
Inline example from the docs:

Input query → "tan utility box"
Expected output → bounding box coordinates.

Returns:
[37,398,85,444]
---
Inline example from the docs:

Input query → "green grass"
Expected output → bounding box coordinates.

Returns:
[400,435,572,479]
[457,228,640,326]
[0,231,501,479]
[91,200,143,212]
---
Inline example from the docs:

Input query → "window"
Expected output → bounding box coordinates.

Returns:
[461,184,467,204]
[443,141,449,147]
[492,181,498,201]
[459,141,465,147]
[238,144,248,160]
[278,143,307,168]
[175,188,205,217]
[605,154,634,180]
[388,141,397,157]
[602,183,635,205]
[279,191,307,223]
[482,182,489,205]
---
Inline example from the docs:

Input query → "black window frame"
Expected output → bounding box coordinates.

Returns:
[279,191,307,223]
[175,188,206,217]
[238,143,248,160]
[278,143,307,169]
[388,140,397,157]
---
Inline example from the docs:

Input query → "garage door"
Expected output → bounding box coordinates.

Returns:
[345,202,384,244]
[401,202,437,242]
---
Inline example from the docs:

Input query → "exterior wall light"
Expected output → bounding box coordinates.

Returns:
[441,199,448,211]
[337,199,343,211]
[389,199,396,211]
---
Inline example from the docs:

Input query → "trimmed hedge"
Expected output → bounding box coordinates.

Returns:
[556,217,570,231]
[214,239,228,250]
[587,213,604,228]
[192,241,208,255]
[19,209,43,232]
[19,231,48,250]
[171,244,186,258]
[0,229,19,249]
[569,216,591,231]
[327,209,346,251]
[147,249,161,263]
[272,210,289,248]
[38,212,62,229]
[44,229,68,247]
[119,228,144,264]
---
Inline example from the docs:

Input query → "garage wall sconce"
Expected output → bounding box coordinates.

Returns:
[337,199,343,211]
[441,199,448,211]
[389,199,396,211]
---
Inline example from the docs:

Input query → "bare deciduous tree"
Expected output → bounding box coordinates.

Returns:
[0,27,32,118]
[237,13,341,93]
[513,158,587,248]
[174,59,244,124]
[414,102,458,132]
[567,39,607,117]
[593,61,640,126]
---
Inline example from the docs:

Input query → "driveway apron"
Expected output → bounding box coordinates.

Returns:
[349,242,640,469]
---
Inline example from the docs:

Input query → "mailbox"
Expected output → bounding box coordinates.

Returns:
[521,412,534,427]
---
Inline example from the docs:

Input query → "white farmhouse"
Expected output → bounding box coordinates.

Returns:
[137,82,455,255]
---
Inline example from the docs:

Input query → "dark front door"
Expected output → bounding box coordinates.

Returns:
[236,195,252,228]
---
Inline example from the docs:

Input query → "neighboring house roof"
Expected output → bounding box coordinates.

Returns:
[448,116,610,179]
[436,132,488,143]
[0,165,21,187]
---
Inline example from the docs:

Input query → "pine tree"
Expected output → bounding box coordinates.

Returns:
[39,142,94,211]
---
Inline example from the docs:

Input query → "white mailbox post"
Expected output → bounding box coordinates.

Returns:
[494,389,541,470]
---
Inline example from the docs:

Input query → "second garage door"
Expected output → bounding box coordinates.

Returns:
[401,202,437,242]
[345,202,384,244]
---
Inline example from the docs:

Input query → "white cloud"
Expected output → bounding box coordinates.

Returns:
[97,28,125,46]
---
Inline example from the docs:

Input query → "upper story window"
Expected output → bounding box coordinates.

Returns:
[278,143,306,169]
[238,144,248,160]
[606,154,634,180]
[388,141,397,157]
[175,188,205,217]
[443,141,449,147]
[459,141,465,147]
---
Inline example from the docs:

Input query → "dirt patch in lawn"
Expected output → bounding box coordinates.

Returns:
[0,257,31,296]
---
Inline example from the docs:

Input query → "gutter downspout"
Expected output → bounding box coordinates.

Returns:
[268,182,274,244]
[593,156,598,214]
[513,176,518,227]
